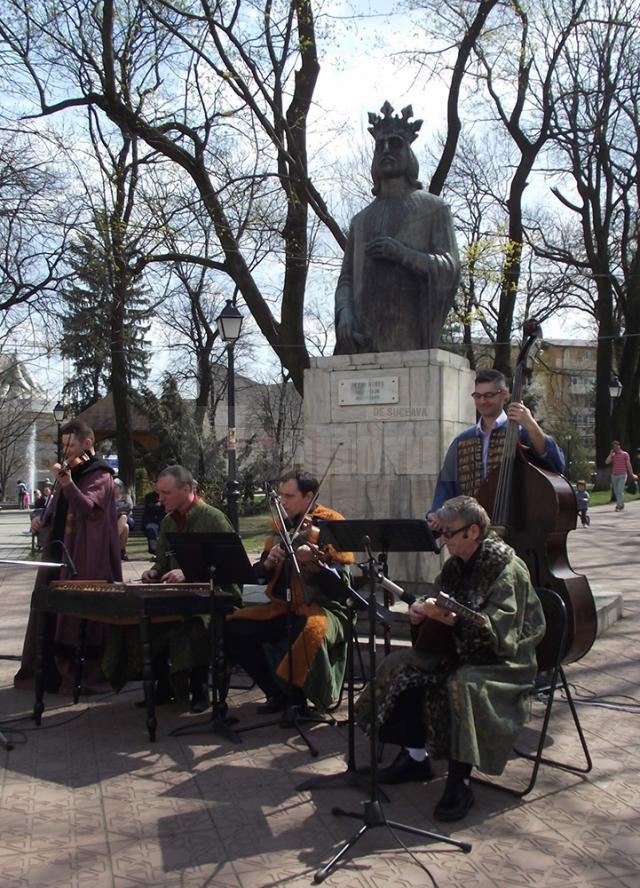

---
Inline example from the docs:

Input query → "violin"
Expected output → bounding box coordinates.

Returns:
[55,451,92,479]
[275,515,330,570]
[38,448,93,529]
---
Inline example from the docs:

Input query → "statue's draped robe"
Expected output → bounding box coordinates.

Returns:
[335,190,459,353]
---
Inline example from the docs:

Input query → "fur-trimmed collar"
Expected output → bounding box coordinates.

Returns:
[440,532,514,609]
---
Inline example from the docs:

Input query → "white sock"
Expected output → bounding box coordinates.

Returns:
[406,747,428,762]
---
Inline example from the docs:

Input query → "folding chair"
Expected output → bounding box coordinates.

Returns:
[476,586,592,797]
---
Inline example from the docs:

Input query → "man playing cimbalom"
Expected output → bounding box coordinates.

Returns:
[102,465,241,712]
[606,440,637,512]
[429,368,565,525]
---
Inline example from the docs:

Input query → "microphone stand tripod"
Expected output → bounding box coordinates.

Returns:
[296,577,391,800]
[313,533,472,884]
[236,491,336,758]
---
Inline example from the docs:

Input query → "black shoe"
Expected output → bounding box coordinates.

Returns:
[256,693,288,714]
[190,684,209,714]
[376,749,434,785]
[433,783,474,822]
[280,694,309,724]
[121,551,129,561]
[134,681,175,708]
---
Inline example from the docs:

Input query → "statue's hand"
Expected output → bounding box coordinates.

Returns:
[336,324,371,354]
[365,236,405,264]
[336,308,372,353]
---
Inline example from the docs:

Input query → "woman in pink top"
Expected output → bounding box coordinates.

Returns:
[606,441,637,511]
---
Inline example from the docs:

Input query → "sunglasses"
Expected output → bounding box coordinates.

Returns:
[441,523,473,540]
[471,390,504,401]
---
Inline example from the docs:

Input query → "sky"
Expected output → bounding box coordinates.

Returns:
[11,0,592,402]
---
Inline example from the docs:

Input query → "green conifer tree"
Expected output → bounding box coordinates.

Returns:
[58,221,150,413]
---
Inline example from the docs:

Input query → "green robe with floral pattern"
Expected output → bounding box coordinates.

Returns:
[355,535,546,775]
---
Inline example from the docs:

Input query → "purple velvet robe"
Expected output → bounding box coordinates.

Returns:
[14,460,122,694]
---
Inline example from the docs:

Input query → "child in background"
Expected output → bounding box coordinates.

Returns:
[576,480,590,527]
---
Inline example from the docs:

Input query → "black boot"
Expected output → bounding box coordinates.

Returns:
[134,653,175,707]
[376,749,434,785]
[433,760,474,822]
[256,692,289,714]
[189,667,209,713]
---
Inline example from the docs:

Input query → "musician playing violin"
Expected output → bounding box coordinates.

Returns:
[225,470,353,715]
[355,496,545,822]
[428,368,565,527]
[14,419,121,694]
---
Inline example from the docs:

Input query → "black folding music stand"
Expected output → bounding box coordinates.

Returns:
[318,517,439,557]
[307,520,471,884]
[166,532,255,742]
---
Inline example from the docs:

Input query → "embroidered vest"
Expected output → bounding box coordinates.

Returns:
[457,426,508,497]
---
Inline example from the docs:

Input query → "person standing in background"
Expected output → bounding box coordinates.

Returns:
[15,420,121,693]
[114,478,134,560]
[605,441,637,512]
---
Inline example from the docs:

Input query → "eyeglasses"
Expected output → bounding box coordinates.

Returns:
[471,390,504,401]
[441,523,473,540]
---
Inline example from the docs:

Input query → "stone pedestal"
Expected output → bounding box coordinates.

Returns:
[304,349,475,592]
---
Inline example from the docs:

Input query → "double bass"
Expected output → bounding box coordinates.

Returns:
[477,319,597,663]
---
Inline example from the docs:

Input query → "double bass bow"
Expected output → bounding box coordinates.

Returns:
[476,319,597,663]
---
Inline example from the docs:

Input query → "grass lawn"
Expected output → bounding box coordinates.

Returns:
[588,487,640,508]
[124,510,272,563]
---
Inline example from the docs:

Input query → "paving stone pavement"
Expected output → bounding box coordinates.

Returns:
[1,502,639,887]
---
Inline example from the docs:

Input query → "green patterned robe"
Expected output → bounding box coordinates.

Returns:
[355,535,546,775]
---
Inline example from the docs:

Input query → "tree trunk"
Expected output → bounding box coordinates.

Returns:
[110,277,136,490]
[594,289,616,469]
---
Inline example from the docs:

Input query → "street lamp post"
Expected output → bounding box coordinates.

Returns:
[53,401,66,462]
[608,375,622,404]
[216,299,244,533]
[609,375,622,440]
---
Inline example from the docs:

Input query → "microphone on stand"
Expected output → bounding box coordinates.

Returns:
[44,540,78,577]
[357,562,416,606]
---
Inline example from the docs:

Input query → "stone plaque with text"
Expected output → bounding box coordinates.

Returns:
[338,376,399,406]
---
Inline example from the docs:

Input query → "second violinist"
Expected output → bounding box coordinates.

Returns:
[225,470,353,715]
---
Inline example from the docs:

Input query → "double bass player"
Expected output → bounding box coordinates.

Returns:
[428,368,565,528]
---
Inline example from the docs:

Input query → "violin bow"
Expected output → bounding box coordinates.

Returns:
[292,442,343,538]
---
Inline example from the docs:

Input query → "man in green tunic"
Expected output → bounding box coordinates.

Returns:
[102,465,241,711]
[355,496,545,822]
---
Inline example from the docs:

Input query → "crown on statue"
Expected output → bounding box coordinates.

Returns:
[368,101,423,144]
